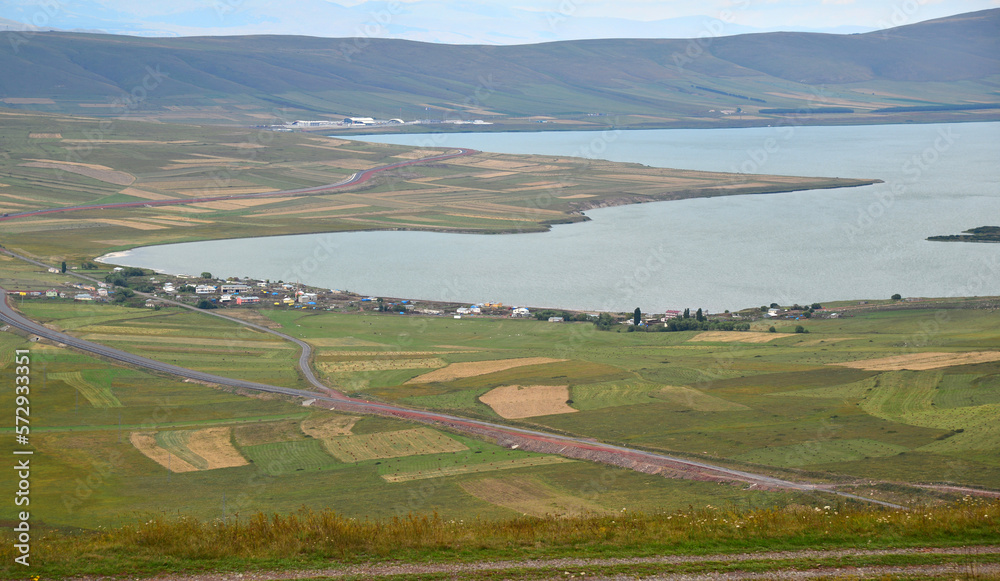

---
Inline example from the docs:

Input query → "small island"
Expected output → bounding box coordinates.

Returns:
[928,226,1000,243]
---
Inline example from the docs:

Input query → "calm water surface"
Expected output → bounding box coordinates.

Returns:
[104,122,999,312]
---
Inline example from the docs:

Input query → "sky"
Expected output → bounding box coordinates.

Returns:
[0,0,996,44]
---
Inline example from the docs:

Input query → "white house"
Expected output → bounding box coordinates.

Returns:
[512,307,530,318]
[195,285,216,294]
[456,307,472,315]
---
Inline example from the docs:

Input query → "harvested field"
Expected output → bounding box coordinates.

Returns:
[308,337,390,348]
[119,187,178,201]
[407,357,565,383]
[832,351,1000,371]
[319,357,445,373]
[392,149,444,159]
[242,440,341,475]
[300,414,359,439]
[93,219,167,230]
[184,427,249,470]
[323,428,467,462]
[129,432,199,473]
[319,350,476,357]
[383,456,576,483]
[797,337,853,347]
[179,187,278,197]
[232,420,307,446]
[28,133,61,138]
[263,203,370,217]
[479,385,577,419]
[689,331,794,343]
[558,194,596,199]
[20,160,135,185]
[81,333,292,349]
[50,371,122,408]
[459,476,608,517]
[190,196,294,210]
[2,98,55,104]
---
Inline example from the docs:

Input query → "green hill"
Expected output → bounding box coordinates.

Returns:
[0,9,997,126]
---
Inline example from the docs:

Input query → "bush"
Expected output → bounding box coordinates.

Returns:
[196,299,217,310]
[794,325,808,333]
[891,293,902,300]
[768,326,776,333]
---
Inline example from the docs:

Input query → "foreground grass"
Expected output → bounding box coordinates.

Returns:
[3,499,997,578]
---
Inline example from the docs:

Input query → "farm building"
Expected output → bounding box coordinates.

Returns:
[343,117,375,125]
[74,293,93,301]
[548,317,564,323]
[662,310,682,320]
[221,284,251,294]
[235,295,261,305]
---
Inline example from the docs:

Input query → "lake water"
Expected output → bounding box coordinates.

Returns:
[104,122,999,312]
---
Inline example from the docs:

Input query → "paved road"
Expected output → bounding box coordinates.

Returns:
[0,147,478,222]
[0,285,904,508]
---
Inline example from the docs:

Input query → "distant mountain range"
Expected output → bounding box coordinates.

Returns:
[0,9,997,125]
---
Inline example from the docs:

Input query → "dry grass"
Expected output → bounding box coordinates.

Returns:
[657,385,749,412]
[2,97,55,104]
[319,357,445,373]
[185,427,249,469]
[459,476,608,517]
[322,428,467,462]
[831,351,1000,371]
[129,432,199,473]
[300,414,359,439]
[20,160,135,185]
[407,357,564,383]
[28,133,62,138]
[689,331,794,343]
[119,187,179,201]
[479,385,577,419]
[383,456,575,483]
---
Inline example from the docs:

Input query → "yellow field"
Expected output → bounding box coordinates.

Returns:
[130,428,248,472]
[300,414,359,439]
[323,428,467,462]
[22,159,135,185]
[119,187,178,201]
[832,351,1000,371]
[28,133,62,138]
[479,385,577,419]
[129,432,199,473]
[459,476,608,517]
[319,357,445,373]
[689,331,794,343]
[185,427,250,469]
[382,456,576,483]
[308,337,396,347]
[406,357,565,383]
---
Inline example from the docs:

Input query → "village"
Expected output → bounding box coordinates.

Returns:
[6,263,888,328]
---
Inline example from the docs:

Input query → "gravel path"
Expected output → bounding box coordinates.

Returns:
[67,546,1000,580]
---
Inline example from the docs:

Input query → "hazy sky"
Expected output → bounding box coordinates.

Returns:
[1,0,996,44]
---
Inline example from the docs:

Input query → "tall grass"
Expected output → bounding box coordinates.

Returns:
[5,498,998,577]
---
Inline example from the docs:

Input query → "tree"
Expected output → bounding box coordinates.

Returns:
[683,308,690,319]
[794,325,807,333]
[633,307,641,326]
[768,326,777,333]
[196,299,217,309]
[60,261,66,273]
[811,303,822,310]
[695,308,704,322]
[770,302,779,308]
[201,272,213,279]
[891,293,902,300]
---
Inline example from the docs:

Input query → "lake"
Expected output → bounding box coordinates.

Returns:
[103,122,1000,312]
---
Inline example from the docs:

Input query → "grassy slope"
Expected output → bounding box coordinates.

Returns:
[0,10,996,126]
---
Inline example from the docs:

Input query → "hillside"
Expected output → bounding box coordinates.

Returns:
[0,10,997,127]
